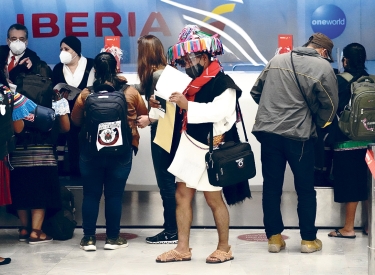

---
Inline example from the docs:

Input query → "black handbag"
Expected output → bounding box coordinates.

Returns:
[205,101,256,187]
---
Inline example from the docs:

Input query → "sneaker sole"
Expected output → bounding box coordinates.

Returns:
[268,244,285,253]
[146,240,178,244]
[301,246,322,253]
[104,243,129,250]
[80,245,97,251]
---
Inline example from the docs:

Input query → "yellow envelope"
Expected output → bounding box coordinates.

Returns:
[153,102,176,153]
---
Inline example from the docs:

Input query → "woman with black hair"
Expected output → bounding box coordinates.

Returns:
[328,43,370,238]
[71,52,147,251]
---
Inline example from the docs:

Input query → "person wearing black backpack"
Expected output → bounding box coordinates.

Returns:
[328,43,370,238]
[71,52,147,251]
[52,36,95,179]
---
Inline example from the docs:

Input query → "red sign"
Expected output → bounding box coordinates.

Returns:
[104,36,121,72]
[365,149,375,179]
[277,34,293,54]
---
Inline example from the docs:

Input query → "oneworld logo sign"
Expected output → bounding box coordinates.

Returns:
[311,4,346,39]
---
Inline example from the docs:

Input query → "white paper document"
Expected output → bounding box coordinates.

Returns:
[155,65,192,99]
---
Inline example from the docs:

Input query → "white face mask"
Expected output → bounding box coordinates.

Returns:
[9,40,26,55]
[59,51,77,65]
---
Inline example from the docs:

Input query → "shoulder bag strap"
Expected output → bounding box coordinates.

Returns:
[290,51,314,116]
[208,99,248,153]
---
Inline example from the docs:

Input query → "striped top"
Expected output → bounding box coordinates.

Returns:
[10,145,57,168]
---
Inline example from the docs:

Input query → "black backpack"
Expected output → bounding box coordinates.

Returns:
[42,186,77,240]
[15,61,54,108]
[14,61,56,145]
[82,84,132,156]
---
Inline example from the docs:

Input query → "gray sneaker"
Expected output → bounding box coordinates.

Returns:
[104,236,129,250]
[80,236,96,251]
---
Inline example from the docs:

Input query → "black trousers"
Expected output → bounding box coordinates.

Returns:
[150,124,177,232]
[259,133,317,241]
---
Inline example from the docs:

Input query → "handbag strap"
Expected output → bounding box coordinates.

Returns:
[290,51,314,115]
[208,99,247,153]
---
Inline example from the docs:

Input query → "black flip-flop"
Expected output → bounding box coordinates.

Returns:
[328,229,356,239]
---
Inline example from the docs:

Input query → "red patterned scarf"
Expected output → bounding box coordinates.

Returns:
[181,60,221,131]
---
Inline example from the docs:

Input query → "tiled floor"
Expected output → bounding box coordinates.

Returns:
[0,228,369,275]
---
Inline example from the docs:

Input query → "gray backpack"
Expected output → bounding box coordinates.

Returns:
[338,72,375,141]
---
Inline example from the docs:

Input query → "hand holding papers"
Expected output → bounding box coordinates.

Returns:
[155,65,192,100]
[152,65,192,153]
[53,83,82,101]
[151,65,192,119]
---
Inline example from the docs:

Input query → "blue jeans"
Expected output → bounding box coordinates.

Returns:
[80,148,132,238]
[259,133,317,241]
[151,123,177,232]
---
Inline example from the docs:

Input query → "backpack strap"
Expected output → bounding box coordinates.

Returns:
[78,58,94,90]
[339,72,353,83]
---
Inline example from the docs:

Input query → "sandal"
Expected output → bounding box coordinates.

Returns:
[328,229,356,239]
[206,247,234,264]
[29,229,53,245]
[156,248,192,263]
[18,226,30,242]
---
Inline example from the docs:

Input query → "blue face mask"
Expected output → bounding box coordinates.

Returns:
[185,63,204,79]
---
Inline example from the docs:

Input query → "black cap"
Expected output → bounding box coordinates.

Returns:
[60,36,81,56]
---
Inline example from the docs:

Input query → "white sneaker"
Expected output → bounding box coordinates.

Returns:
[80,236,96,251]
[104,236,128,250]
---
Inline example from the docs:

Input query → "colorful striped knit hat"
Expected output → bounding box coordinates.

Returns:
[167,25,224,66]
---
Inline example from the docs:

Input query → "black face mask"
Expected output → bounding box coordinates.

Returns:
[185,63,204,79]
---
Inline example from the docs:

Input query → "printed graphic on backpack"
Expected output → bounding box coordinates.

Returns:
[97,121,123,151]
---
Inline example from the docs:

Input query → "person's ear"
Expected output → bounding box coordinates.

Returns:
[342,57,348,67]
[202,54,208,65]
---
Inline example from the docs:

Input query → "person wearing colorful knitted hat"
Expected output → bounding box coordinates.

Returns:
[155,25,250,264]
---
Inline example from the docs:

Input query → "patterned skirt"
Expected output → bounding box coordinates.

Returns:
[6,146,61,218]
